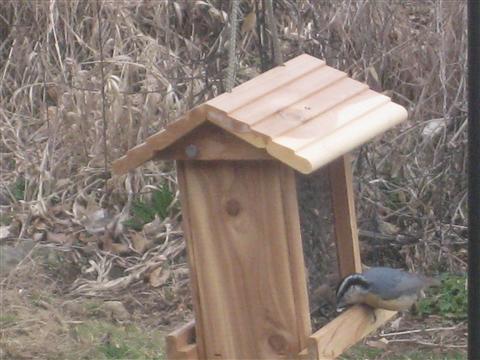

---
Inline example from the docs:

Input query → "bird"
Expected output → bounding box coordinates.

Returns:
[335,267,440,312]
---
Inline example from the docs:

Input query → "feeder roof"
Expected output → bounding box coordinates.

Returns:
[113,54,407,175]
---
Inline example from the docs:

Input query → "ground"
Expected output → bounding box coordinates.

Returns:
[0,240,466,360]
[0,1,468,359]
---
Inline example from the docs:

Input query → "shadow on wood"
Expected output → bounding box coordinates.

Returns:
[166,320,198,359]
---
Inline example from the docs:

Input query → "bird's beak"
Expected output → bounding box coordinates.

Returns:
[336,298,347,312]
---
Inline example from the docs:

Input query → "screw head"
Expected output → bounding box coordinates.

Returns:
[185,144,198,158]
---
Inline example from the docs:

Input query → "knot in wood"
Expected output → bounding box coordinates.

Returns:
[268,334,288,354]
[185,144,198,158]
[225,199,241,216]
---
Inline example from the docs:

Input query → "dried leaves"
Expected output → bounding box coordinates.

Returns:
[0,0,467,313]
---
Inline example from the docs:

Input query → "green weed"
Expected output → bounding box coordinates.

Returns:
[342,345,465,359]
[97,343,134,359]
[341,345,383,359]
[72,320,165,359]
[83,300,104,316]
[124,185,174,230]
[0,314,18,328]
[10,177,25,201]
[29,290,53,307]
[417,273,467,319]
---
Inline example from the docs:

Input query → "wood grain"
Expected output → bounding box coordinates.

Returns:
[176,160,311,359]
[166,320,198,360]
[328,155,362,278]
[292,102,408,174]
[228,66,345,126]
[156,122,272,161]
[206,54,324,114]
[304,306,397,359]
[112,105,206,174]
[268,89,383,154]
[112,54,407,177]
[279,165,312,349]
[252,78,367,138]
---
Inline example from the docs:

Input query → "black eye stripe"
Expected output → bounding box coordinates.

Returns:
[336,274,370,300]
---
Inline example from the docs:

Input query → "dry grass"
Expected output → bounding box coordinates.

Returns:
[0,0,468,355]
[0,250,168,359]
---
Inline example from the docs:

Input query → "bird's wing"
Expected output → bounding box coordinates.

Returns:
[364,268,426,300]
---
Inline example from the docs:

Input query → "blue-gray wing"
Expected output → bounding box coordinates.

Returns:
[362,267,427,300]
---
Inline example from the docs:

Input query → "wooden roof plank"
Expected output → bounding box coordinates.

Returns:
[147,105,207,148]
[205,107,269,148]
[112,105,207,175]
[251,77,368,139]
[270,101,408,174]
[206,55,325,114]
[112,54,408,175]
[227,66,346,126]
[112,143,155,175]
[269,89,391,154]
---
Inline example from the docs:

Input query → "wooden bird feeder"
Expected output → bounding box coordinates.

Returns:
[112,54,408,359]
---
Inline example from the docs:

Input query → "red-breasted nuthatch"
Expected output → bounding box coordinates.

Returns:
[336,267,440,312]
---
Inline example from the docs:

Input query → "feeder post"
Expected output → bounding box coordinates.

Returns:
[329,155,362,277]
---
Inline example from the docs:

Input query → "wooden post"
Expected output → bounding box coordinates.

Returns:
[176,160,311,359]
[328,155,362,278]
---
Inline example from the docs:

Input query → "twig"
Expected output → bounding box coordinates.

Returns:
[381,325,462,337]
[386,338,467,348]
[255,0,268,72]
[226,0,240,92]
[265,0,283,66]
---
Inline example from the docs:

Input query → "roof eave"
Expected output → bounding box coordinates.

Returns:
[111,105,207,175]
